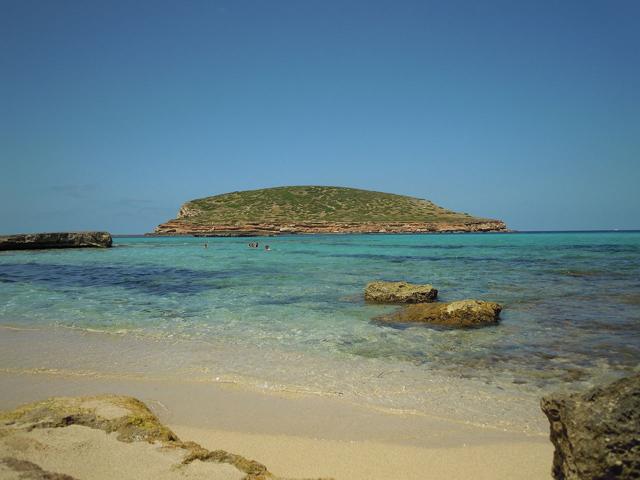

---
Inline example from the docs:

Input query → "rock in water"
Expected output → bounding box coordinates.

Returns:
[0,232,112,250]
[540,374,640,480]
[377,299,502,327]
[364,281,438,303]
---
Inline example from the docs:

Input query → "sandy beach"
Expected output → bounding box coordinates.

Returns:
[175,427,552,480]
[0,367,552,479]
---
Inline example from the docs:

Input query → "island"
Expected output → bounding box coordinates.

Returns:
[153,186,507,236]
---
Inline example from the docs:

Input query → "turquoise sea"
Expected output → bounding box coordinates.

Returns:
[1,232,639,430]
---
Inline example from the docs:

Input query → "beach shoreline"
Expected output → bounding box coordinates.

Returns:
[0,323,554,479]
[0,324,552,435]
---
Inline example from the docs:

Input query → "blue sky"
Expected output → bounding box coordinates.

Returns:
[1,0,639,233]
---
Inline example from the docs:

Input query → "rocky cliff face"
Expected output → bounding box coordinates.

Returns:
[0,232,113,250]
[153,220,507,236]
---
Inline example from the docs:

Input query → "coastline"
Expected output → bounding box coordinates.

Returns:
[140,229,640,237]
[152,220,508,236]
[0,324,553,436]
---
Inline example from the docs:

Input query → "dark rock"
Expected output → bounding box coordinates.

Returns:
[364,281,438,304]
[540,374,640,479]
[376,299,502,327]
[0,232,112,250]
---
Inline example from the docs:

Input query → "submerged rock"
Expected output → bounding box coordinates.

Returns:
[0,232,112,250]
[540,374,640,480]
[377,299,502,327]
[0,394,323,480]
[364,281,438,304]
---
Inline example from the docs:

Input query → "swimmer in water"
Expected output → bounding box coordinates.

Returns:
[265,245,271,251]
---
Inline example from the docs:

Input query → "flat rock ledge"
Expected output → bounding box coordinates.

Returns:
[540,374,640,480]
[0,232,112,251]
[376,299,502,328]
[0,394,330,480]
[364,281,438,304]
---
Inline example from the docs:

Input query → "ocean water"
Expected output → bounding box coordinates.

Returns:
[1,232,639,430]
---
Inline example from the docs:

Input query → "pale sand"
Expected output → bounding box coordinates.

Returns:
[1,425,245,480]
[0,371,553,479]
[175,426,552,480]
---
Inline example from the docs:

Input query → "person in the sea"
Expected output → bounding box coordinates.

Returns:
[265,245,270,251]
[204,242,208,249]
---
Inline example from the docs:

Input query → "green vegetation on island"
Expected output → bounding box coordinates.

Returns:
[155,186,506,235]
[181,186,484,224]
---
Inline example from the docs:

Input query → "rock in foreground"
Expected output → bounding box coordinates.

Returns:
[540,374,640,480]
[0,394,325,480]
[365,281,438,304]
[377,299,502,327]
[0,232,112,250]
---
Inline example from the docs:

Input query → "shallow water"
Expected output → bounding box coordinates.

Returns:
[1,232,639,429]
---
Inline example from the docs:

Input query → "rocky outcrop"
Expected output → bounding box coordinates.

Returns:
[376,299,502,327]
[0,232,112,250]
[540,374,640,480]
[152,220,508,236]
[365,281,438,304]
[0,395,328,480]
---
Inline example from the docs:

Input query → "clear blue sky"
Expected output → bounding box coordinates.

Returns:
[1,0,639,233]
